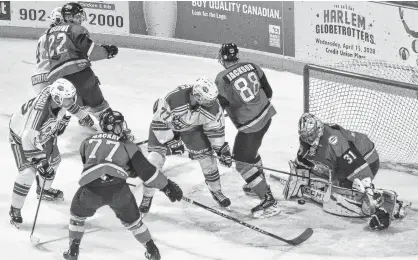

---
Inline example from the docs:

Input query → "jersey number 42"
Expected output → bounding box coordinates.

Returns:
[233,71,261,103]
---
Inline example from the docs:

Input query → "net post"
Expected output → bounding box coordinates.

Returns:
[303,64,311,113]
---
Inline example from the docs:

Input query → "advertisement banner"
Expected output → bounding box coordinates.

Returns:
[129,1,295,57]
[294,1,418,66]
[0,1,11,24]
[2,1,129,35]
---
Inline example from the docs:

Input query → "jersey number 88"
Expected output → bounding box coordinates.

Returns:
[233,71,260,103]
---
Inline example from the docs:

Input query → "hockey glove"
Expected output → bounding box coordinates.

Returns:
[166,138,184,156]
[215,142,232,167]
[57,114,71,136]
[33,158,55,179]
[369,208,391,231]
[101,44,118,59]
[161,179,183,202]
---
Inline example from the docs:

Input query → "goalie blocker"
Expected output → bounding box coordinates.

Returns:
[283,113,411,231]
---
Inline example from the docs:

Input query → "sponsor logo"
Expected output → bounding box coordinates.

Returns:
[0,1,11,21]
[328,135,338,145]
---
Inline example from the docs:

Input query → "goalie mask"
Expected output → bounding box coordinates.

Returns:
[50,78,77,108]
[50,7,63,27]
[298,113,324,149]
[61,2,86,25]
[218,43,239,67]
[192,78,218,107]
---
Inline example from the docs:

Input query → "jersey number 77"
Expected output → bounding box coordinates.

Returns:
[233,71,261,103]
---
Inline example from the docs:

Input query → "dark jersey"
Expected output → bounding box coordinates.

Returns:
[34,23,94,86]
[215,62,276,133]
[296,124,377,184]
[79,133,168,189]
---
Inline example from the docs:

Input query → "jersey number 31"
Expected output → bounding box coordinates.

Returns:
[233,71,260,103]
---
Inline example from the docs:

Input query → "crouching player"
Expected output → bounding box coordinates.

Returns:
[283,113,411,231]
[139,78,233,214]
[9,78,76,227]
[63,110,183,260]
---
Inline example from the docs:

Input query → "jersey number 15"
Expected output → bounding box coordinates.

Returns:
[233,71,260,103]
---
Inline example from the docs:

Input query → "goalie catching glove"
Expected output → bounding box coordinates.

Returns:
[101,44,118,59]
[369,208,391,230]
[283,160,310,200]
[215,142,232,167]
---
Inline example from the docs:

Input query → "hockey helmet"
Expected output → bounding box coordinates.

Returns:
[100,110,126,136]
[192,78,218,107]
[50,7,63,27]
[61,2,86,24]
[298,113,324,146]
[50,78,77,108]
[218,43,239,67]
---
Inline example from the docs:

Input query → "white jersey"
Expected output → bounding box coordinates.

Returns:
[32,29,52,93]
[9,87,66,159]
[151,85,225,149]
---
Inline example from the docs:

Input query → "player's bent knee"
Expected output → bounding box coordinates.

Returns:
[198,156,218,174]
[147,151,166,170]
[16,167,37,186]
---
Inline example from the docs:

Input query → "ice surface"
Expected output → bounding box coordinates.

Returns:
[0,38,417,260]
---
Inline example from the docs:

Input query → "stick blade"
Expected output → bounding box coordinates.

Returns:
[30,235,40,245]
[286,228,313,246]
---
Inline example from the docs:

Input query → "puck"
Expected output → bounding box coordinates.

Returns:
[297,199,306,205]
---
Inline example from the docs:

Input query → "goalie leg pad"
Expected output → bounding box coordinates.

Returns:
[283,161,309,200]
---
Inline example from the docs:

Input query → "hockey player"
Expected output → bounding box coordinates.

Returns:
[63,110,183,260]
[9,78,77,227]
[284,113,411,230]
[139,78,232,214]
[35,3,131,137]
[32,6,93,131]
[214,43,280,218]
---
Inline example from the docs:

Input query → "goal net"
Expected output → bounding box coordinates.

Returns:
[304,60,418,173]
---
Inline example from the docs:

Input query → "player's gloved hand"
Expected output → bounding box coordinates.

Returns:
[369,208,391,231]
[33,157,55,179]
[166,138,184,156]
[101,44,118,59]
[215,142,232,167]
[161,179,183,202]
[57,114,71,136]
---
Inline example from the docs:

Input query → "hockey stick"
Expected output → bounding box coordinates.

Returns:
[30,176,46,245]
[136,140,148,146]
[182,196,313,246]
[125,182,313,245]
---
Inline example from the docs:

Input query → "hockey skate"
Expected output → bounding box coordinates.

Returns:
[251,189,281,219]
[63,239,80,260]
[37,185,64,202]
[9,206,22,228]
[209,190,231,208]
[139,195,154,214]
[144,239,161,260]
